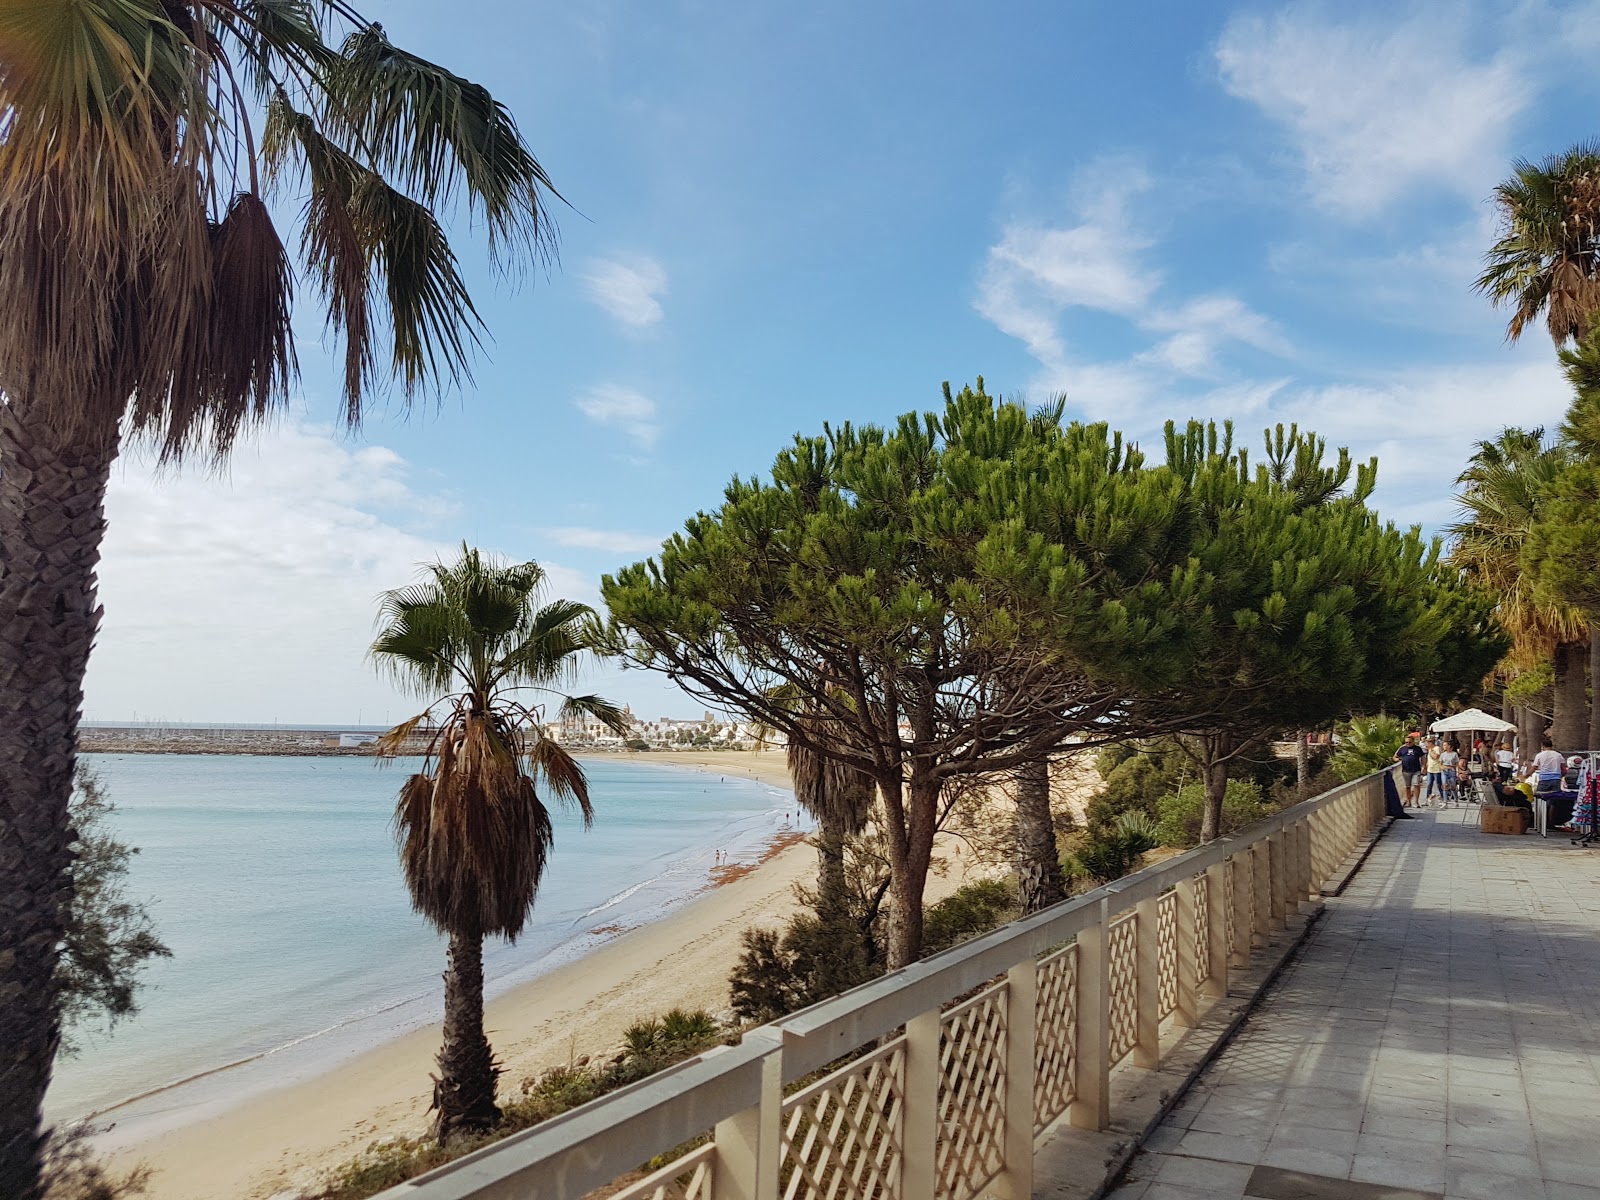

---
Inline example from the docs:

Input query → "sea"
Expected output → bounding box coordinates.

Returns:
[48,752,799,1144]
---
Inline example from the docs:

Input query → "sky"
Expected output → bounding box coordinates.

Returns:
[82,0,1600,725]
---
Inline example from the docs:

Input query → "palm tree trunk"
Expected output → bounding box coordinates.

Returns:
[0,406,117,1199]
[1590,625,1600,751]
[434,930,500,1141]
[1553,641,1587,751]
[1295,731,1310,792]
[1517,705,1542,763]
[1012,757,1066,914]
[815,820,849,922]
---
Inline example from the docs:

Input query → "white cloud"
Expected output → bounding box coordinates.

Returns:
[975,164,1289,406]
[1215,7,1527,216]
[83,422,599,725]
[581,255,668,330]
[540,526,666,556]
[575,383,660,450]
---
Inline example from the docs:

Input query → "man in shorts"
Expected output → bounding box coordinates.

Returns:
[1394,734,1427,807]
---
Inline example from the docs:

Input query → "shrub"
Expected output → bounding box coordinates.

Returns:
[727,912,879,1023]
[1071,811,1160,883]
[1154,780,1275,847]
[922,879,1019,955]
[1328,716,1409,782]
[1084,740,1191,835]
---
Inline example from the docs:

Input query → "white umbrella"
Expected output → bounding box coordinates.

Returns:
[1430,708,1517,734]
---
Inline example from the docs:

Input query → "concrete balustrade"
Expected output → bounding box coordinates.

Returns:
[379,771,1389,1200]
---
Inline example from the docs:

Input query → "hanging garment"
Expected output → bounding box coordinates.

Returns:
[1573,775,1600,829]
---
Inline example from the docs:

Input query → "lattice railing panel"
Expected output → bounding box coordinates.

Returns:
[1194,874,1211,984]
[1107,912,1138,1065]
[1033,943,1077,1131]
[608,1142,716,1200]
[935,983,1007,1200]
[1157,891,1179,1019]
[781,1037,905,1200]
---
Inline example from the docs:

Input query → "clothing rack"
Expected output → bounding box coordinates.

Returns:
[1569,750,1600,846]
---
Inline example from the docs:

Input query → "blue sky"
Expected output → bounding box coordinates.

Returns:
[83,0,1600,724]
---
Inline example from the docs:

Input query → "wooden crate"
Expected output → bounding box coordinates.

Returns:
[1480,805,1531,835]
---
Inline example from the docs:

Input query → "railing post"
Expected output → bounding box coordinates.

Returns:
[1308,810,1329,894]
[1133,896,1160,1068]
[902,1008,941,1200]
[1268,833,1289,928]
[1174,877,1199,1028]
[1070,897,1110,1131]
[712,1033,784,1200]
[1250,840,1271,948]
[1203,861,1229,998]
[1228,852,1250,967]
[999,962,1036,1200]
[1296,820,1316,911]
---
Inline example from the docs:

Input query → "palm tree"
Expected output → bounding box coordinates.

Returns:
[1448,429,1585,748]
[371,547,624,1140]
[0,6,556,1188]
[1476,143,1600,344]
[785,727,875,923]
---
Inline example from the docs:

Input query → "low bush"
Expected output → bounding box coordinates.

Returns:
[42,1126,150,1200]
[1154,779,1275,848]
[922,879,1019,955]
[1070,811,1160,883]
[727,911,879,1023]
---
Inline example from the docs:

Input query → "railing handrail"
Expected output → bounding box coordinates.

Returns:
[385,767,1388,1198]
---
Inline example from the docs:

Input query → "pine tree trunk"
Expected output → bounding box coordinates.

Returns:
[1590,625,1600,751]
[0,406,117,1199]
[1198,735,1231,843]
[884,772,938,970]
[1553,641,1587,751]
[433,930,500,1141]
[1013,757,1066,914]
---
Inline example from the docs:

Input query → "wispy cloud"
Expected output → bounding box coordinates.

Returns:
[541,526,666,556]
[975,161,1289,403]
[1214,7,1527,216]
[575,383,660,450]
[581,254,668,331]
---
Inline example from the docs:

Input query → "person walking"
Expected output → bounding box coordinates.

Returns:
[1394,734,1427,807]
[1424,738,1446,806]
[1495,742,1516,782]
[1439,741,1461,806]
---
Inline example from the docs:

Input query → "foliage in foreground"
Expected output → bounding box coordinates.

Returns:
[57,769,171,1053]
[313,1009,724,1200]
[40,1126,148,1200]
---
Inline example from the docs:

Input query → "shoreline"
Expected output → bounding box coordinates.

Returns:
[103,838,818,1200]
[89,750,801,1199]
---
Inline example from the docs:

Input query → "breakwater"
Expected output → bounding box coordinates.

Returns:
[78,725,413,756]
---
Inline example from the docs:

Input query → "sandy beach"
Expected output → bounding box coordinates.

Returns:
[96,748,981,1200]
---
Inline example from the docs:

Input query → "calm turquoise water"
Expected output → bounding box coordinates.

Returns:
[49,753,795,1129]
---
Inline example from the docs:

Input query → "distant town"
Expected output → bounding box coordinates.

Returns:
[78,707,768,756]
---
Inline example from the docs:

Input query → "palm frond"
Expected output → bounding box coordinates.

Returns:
[322,24,559,267]
[525,736,593,823]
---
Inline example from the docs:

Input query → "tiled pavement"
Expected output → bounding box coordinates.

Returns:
[1107,808,1600,1200]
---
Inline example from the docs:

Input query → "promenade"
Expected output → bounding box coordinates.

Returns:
[1109,808,1600,1200]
